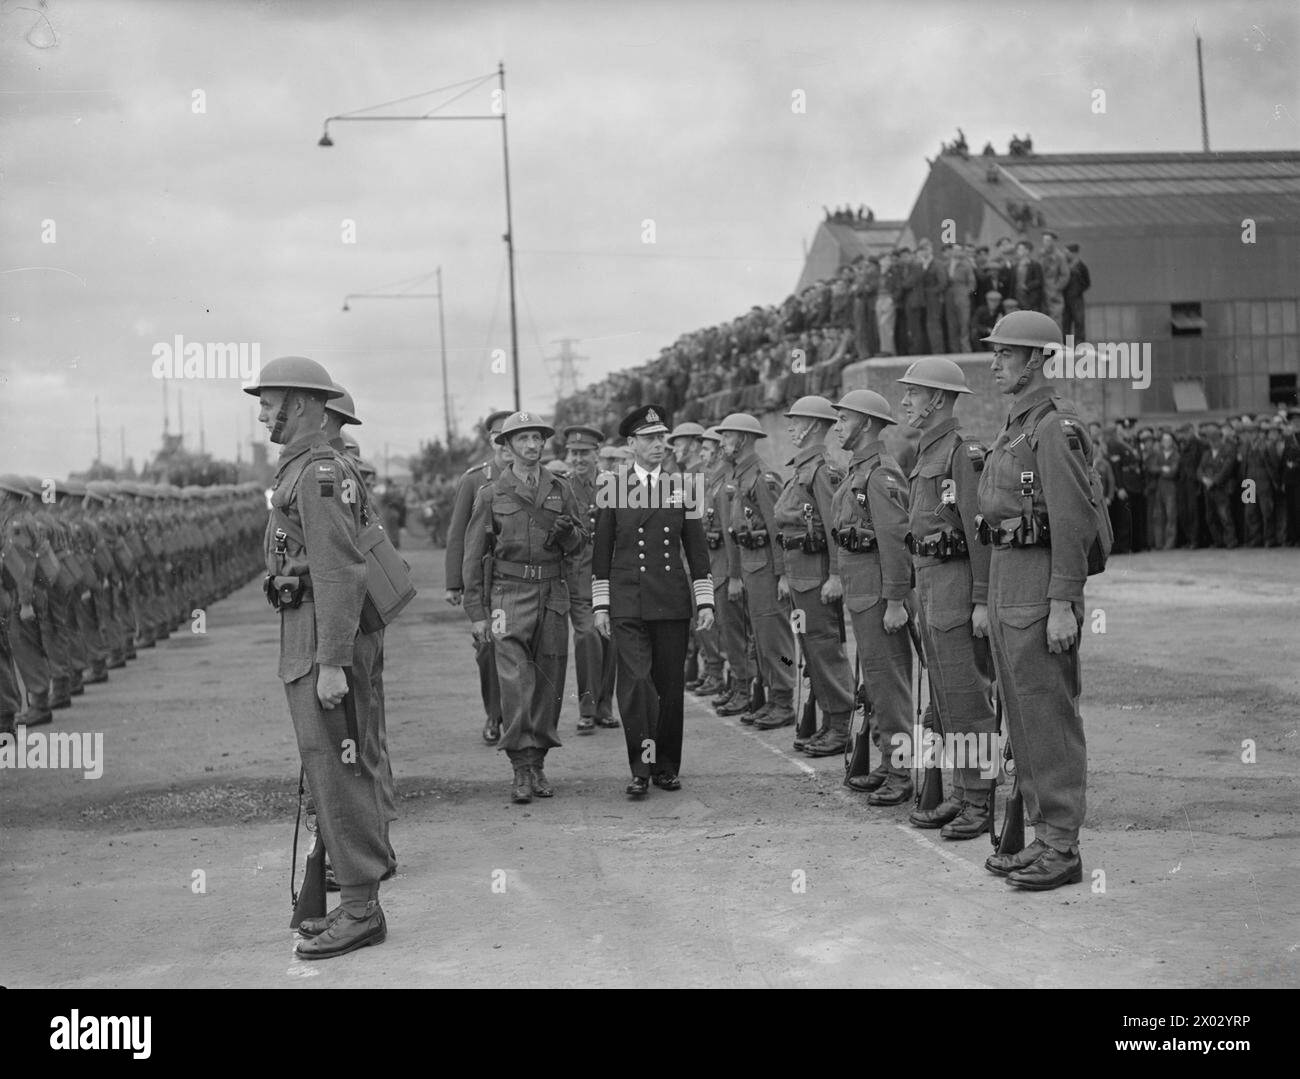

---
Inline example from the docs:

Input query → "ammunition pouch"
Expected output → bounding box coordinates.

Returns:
[265,573,306,611]
[776,531,827,553]
[906,528,969,559]
[976,513,1050,550]
[831,526,877,553]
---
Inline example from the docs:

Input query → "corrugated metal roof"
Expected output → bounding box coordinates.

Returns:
[940,151,1300,230]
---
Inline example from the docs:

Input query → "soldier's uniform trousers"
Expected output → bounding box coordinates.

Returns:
[914,559,996,799]
[840,550,912,777]
[283,614,388,908]
[491,573,567,762]
[693,608,724,684]
[713,582,754,688]
[985,546,1085,852]
[36,589,72,693]
[739,558,796,707]
[571,582,615,721]
[473,635,504,728]
[0,593,24,722]
[613,617,688,779]
[7,606,51,709]
[367,628,398,870]
[788,585,854,723]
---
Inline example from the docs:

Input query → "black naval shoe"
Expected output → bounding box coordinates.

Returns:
[482,717,502,745]
[512,767,534,804]
[909,796,963,829]
[984,838,1048,877]
[846,763,890,793]
[296,902,386,960]
[940,798,991,840]
[595,714,620,728]
[651,772,681,791]
[867,774,914,806]
[1007,846,1083,890]
[530,765,554,797]
[576,716,596,735]
[626,776,650,797]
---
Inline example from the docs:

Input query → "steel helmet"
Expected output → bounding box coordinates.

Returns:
[668,421,706,441]
[495,410,556,445]
[713,413,768,438]
[59,478,88,497]
[700,427,723,444]
[326,385,362,425]
[242,356,342,399]
[0,474,30,498]
[834,389,896,425]
[897,357,973,394]
[981,310,1063,350]
[784,395,840,422]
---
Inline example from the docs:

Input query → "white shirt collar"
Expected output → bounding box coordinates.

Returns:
[633,461,661,485]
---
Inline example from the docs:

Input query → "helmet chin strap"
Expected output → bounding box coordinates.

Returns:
[270,394,291,444]
[1012,347,1046,394]
[843,413,869,450]
[906,390,944,429]
[791,419,816,447]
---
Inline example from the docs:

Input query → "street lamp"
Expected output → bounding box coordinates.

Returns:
[342,268,452,443]
[318,64,520,412]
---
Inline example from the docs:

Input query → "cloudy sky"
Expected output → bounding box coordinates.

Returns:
[1,0,1295,478]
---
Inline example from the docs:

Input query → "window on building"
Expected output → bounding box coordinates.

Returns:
[1172,379,1208,412]
[1270,374,1298,409]
[1171,301,1206,336]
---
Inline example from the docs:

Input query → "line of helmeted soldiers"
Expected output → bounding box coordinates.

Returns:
[445,357,1009,835]
[0,476,267,733]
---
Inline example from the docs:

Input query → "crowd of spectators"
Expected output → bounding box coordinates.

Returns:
[555,228,1093,434]
[1093,410,1300,552]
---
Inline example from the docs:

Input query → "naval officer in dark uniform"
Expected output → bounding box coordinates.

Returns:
[592,405,715,796]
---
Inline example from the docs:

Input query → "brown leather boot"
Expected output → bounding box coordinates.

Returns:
[511,766,534,804]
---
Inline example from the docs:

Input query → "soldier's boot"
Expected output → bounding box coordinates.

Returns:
[793,722,829,752]
[716,690,751,716]
[0,713,14,737]
[108,650,126,669]
[753,701,797,730]
[295,900,386,960]
[22,691,53,727]
[802,713,850,756]
[511,766,534,805]
[86,660,109,685]
[739,701,772,726]
[692,677,727,698]
[69,669,86,696]
[867,772,915,807]
[984,838,1048,878]
[940,793,992,841]
[530,756,554,798]
[50,676,72,710]
[910,796,963,829]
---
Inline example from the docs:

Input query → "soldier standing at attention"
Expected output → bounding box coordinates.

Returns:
[692,428,734,703]
[462,412,587,804]
[771,396,856,755]
[896,358,997,838]
[245,356,389,959]
[716,413,798,730]
[445,410,513,744]
[592,405,714,796]
[562,425,618,734]
[978,312,1098,890]
[829,390,915,806]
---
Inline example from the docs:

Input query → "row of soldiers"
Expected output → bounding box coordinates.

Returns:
[0,476,267,733]
[445,312,1098,891]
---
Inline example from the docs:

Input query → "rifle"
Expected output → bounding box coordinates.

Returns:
[289,768,327,929]
[993,689,1024,853]
[910,615,945,811]
[844,652,875,780]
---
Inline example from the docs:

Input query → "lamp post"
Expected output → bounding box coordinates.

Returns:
[342,268,452,443]
[319,63,520,411]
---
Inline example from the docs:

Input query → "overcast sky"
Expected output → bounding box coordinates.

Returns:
[2,0,1296,478]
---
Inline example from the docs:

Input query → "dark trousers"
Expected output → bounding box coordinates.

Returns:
[905,306,925,355]
[1109,497,1132,554]
[1062,294,1086,341]
[1177,484,1203,547]
[612,617,688,778]
[1128,491,1149,551]
[1206,490,1237,548]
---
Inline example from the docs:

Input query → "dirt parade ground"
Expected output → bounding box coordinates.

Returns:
[1,533,1295,990]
